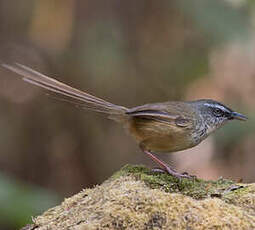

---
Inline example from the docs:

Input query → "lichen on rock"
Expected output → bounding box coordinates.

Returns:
[22,165,255,230]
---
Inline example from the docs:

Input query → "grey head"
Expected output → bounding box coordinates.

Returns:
[189,99,247,138]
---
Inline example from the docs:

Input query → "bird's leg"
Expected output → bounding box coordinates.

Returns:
[139,145,192,179]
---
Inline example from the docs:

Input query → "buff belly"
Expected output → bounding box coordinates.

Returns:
[128,118,195,153]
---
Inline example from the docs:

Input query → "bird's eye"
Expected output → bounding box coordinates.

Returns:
[213,108,223,116]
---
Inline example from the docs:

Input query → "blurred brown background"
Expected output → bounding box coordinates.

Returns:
[0,0,254,229]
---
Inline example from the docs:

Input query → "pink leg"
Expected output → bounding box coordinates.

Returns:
[140,145,192,179]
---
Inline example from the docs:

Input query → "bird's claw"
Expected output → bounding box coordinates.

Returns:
[152,167,196,179]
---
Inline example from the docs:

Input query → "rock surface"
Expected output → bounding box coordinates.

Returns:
[22,165,255,230]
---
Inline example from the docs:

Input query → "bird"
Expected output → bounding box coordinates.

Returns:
[2,63,248,178]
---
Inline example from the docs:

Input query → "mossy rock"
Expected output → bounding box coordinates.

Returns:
[22,165,255,230]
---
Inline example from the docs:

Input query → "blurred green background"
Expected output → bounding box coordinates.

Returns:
[0,0,255,229]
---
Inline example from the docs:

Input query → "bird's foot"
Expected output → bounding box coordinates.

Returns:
[152,167,195,179]
[141,148,196,179]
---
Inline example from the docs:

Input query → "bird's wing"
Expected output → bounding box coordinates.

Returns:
[126,107,191,127]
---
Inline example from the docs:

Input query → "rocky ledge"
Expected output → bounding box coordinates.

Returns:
[22,165,255,230]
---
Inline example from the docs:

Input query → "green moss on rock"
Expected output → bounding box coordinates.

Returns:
[112,164,236,199]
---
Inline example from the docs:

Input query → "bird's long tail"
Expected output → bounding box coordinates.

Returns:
[2,63,128,119]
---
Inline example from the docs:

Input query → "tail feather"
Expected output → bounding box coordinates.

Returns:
[2,63,127,115]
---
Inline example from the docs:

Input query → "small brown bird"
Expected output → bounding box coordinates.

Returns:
[2,63,248,178]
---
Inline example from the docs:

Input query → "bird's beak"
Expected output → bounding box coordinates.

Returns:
[231,111,248,121]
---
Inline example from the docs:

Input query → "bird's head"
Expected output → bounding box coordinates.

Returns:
[190,99,247,135]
